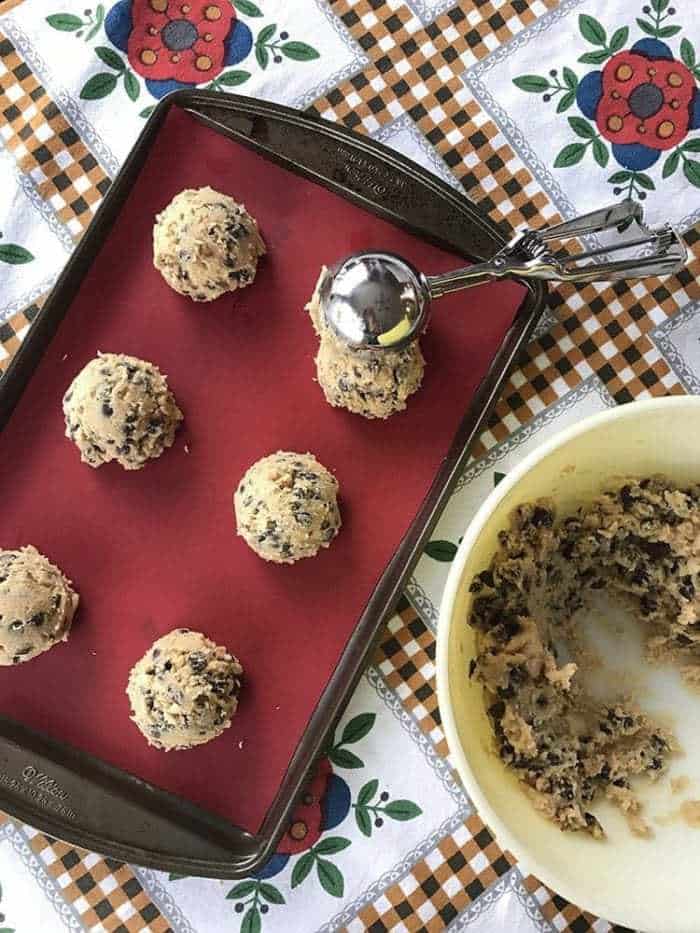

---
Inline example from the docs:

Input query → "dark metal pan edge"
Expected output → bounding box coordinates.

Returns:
[0,89,547,877]
[185,89,511,260]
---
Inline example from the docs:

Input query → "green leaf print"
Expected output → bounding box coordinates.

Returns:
[352,780,422,840]
[255,44,269,69]
[425,540,458,561]
[327,707,375,768]
[216,70,252,86]
[636,18,658,37]
[556,90,576,113]
[46,13,82,30]
[663,150,681,178]
[681,38,696,68]
[80,72,118,100]
[578,49,609,65]
[47,6,104,40]
[236,0,263,15]
[355,806,372,837]
[554,143,587,168]
[592,138,609,168]
[0,244,33,264]
[568,116,596,139]
[579,14,606,46]
[241,907,261,933]
[316,857,344,897]
[357,779,379,806]
[291,851,315,887]
[340,713,376,745]
[634,172,655,190]
[607,171,632,183]
[257,23,277,44]
[683,160,700,188]
[512,75,549,93]
[258,882,285,904]
[86,4,105,41]
[281,41,320,61]
[225,877,285,925]
[314,836,351,856]
[226,880,257,898]
[562,67,577,89]
[608,26,629,52]
[384,799,423,820]
[123,70,140,101]
[328,746,364,769]
[95,46,125,71]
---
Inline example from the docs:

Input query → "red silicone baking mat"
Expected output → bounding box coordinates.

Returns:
[0,107,525,833]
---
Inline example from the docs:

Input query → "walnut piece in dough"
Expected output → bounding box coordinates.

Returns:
[467,483,697,839]
[127,629,243,751]
[0,546,78,665]
[153,186,265,301]
[305,268,425,420]
[234,451,341,564]
[63,352,183,470]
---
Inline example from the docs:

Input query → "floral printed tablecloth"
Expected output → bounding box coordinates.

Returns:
[0,0,698,930]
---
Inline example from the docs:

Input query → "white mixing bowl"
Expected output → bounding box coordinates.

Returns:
[437,396,700,933]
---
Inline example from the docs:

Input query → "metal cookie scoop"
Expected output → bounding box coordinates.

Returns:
[320,201,687,351]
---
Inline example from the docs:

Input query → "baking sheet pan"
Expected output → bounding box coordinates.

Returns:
[0,92,546,874]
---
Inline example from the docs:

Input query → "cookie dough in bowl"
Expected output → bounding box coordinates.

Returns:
[234,451,341,563]
[436,396,700,933]
[153,186,265,301]
[0,546,78,665]
[63,352,183,470]
[468,493,678,839]
[127,629,243,751]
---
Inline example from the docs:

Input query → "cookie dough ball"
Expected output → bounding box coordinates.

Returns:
[63,352,183,470]
[234,451,341,564]
[127,629,243,751]
[315,337,425,420]
[305,268,425,419]
[153,186,265,301]
[0,546,78,665]
[306,265,329,337]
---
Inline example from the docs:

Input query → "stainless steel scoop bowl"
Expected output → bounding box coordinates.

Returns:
[320,201,687,351]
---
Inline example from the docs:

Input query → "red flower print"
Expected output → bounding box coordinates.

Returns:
[128,0,234,83]
[596,48,695,151]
